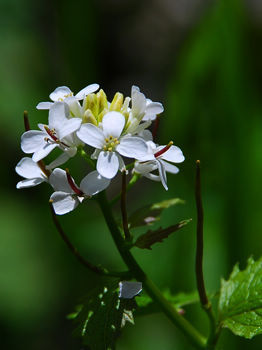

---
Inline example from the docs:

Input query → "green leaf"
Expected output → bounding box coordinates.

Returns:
[73,280,136,349]
[134,219,191,250]
[136,290,199,316]
[218,256,262,339]
[128,198,185,228]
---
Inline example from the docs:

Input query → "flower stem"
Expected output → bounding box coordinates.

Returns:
[110,173,141,206]
[121,170,132,241]
[195,160,208,306]
[97,191,206,349]
[195,160,217,348]
[49,203,130,279]
[23,110,30,131]
[78,148,96,169]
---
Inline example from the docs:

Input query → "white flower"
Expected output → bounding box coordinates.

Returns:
[36,84,99,110]
[76,111,148,179]
[126,86,164,134]
[15,157,48,188]
[21,102,82,166]
[134,140,185,190]
[49,168,110,215]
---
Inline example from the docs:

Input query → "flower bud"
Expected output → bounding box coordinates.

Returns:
[110,92,123,112]
[121,96,131,121]
[83,109,97,125]
[97,89,108,114]
[83,93,98,116]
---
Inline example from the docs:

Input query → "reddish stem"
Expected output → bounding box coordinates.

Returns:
[23,111,30,131]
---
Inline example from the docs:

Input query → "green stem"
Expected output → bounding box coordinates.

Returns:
[110,173,141,206]
[121,170,132,241]
[195,160,208,306]
[205,305,218,349]
[78,148,96,169]
[49,203,130,279]
[97,191,206,349]
[195,160,218,349]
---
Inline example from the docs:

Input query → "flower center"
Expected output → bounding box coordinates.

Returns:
[103,135,120,152]
[154,141,173,158]
[44,126,70,148]
[58,92,73,101]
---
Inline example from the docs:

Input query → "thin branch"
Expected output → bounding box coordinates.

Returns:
[195,160,218,348]
[49,202,130,278]
[97,191,207,349]
[110,173,141,206]
[23,110,30,131]
[195,160,208,306]
[152,115,160,141]
[121,170,132,241]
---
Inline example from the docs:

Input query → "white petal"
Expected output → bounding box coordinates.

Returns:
[134,160,157,174]
[160,145,185,163]
[97,151,119,179]
[32,143,58,162]
[142,114,157,121]
[64,146,77,157]
[49,86,72,101]
[131,85,140,95]
[76,123,104,148]
[138,130,153,142]
[21,130,46,153]
[15,157,45,179]
[38,123,46,131]
[131,120,151,134]
[157,160,168,190]
[80,170,110,195]
[57,118,82,139]
[46,153,70,170]
[117,154,126,172]
[91,148,101,159]
[161,160,179,174]
[145,102,164,115]
[50,191,79,215]
[131,86,146,118]
[48,102,70,131]
[116,137,148,159]
[144,172,160,182]
[16,178,45,189]
[65,97,82,117]
[75,84,99,99]
[102,112,125,138]
[36,102,53,110]
[49,168,74,193]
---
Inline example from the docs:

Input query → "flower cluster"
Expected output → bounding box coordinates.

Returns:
[16,84,184,214]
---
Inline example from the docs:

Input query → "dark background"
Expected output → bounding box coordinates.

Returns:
[1,0,262,348]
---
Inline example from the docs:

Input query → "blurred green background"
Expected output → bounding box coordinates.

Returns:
[1,0,262,348]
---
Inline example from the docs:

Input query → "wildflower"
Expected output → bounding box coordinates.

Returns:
[15,157,48,188]
[76,111,148,179]
[125,86,164,134]
[36,84,99,110]
[134,139,185,190]
[49,168,110,215]
[21,102,82,165]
